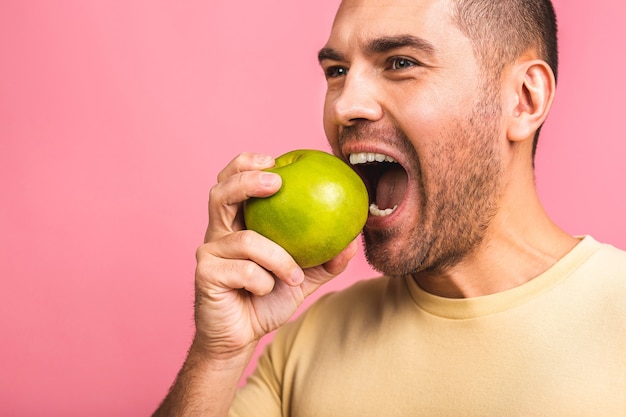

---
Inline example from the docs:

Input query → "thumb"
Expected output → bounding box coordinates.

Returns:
[299,239,360,298]
[322,239,359,276]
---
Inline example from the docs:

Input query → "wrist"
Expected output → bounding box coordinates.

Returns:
[188,333,258,372]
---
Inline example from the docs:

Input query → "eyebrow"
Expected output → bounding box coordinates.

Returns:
[318,34,436,64]
[366,34,436,56]
[317,47,346,63]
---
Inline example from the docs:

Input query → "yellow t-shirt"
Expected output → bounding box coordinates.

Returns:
[231,236,626,416]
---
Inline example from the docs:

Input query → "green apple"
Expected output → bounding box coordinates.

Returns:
[243,149,369,268]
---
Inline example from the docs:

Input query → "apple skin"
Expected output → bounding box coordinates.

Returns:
[243,149,369,268]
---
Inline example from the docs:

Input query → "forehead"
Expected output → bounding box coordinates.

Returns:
[327,0,456,51]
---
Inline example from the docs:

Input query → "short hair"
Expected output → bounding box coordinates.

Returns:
[451,0,559,158]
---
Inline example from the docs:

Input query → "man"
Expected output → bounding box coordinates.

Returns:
[154,0,626,415]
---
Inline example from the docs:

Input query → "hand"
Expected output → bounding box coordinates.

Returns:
[193,152,357,361]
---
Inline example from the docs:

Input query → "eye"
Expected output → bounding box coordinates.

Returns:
[324,65,348,78]
[387,57,419,70]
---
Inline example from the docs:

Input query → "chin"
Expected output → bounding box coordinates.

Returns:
[361,230,428,277]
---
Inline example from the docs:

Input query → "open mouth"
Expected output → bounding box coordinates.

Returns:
[349,152,408,218]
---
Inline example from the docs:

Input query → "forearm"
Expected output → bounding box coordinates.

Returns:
[153,339,256,417]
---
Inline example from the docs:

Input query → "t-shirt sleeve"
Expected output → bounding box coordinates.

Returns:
[227,279,388,417]
[228,342,283,417]
[228,305,314,417]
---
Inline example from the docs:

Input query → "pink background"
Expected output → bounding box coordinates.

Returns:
[1,0,624,415]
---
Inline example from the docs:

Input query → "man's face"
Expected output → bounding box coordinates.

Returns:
[319,0,506,275]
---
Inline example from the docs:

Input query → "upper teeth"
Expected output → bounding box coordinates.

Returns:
[349,152,397,165]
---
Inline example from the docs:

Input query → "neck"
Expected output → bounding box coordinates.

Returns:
[413,157,579,299]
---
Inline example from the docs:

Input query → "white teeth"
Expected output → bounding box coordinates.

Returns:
[349,152,400,218]
[369,203,398,217]
[349,152,396,165]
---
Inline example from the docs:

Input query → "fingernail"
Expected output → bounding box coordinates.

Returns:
[259,172,280,187]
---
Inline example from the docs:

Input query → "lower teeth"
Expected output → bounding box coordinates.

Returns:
[369,203,398,217]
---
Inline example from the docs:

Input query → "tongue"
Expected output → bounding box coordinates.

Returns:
[375,165,408,210]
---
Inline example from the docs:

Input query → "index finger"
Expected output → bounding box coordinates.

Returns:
[205,169,281,242]
[217,152,276,183]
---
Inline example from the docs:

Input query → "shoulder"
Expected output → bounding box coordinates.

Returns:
[579,236,626,281]
[302,275,409,324]
[270,275,409,352]
[569,237,626,320]
[593,239,626,267]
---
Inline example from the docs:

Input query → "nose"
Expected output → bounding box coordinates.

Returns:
[329,69,383,126]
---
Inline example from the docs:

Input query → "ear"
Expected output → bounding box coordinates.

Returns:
[505,59,556,143]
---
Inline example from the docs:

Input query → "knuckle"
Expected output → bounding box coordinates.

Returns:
[208,182,221,203]
[232,152,250,169]
[195,243,208,263]
[194,246,215,279]
[237,172,259,200]
[238,151,254,162]
[240,260,260,281]
[235,229,256,246]
[217,152,252,182]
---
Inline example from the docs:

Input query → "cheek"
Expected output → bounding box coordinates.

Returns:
[393,85,480,163]
[390,86,456,138]
[392,97,469,196]
[393,102,448,161]
[322,95,339,146]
